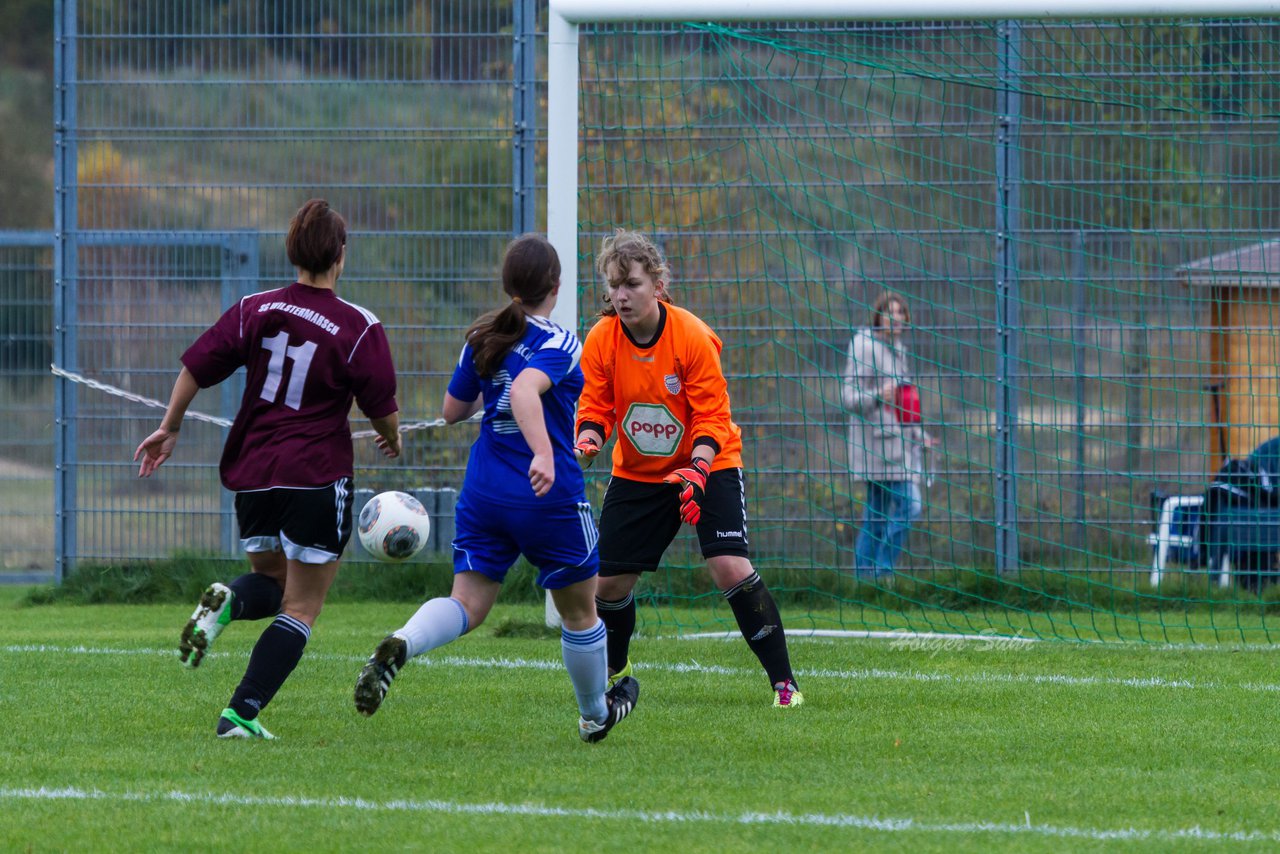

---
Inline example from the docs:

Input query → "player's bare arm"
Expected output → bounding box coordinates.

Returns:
[510,367,555,497]
[369,411,402,458]
[442,391,483,424]
[134,366,201,477]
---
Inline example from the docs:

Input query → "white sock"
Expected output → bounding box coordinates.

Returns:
[561,618,608,723]
[395,597,468,660]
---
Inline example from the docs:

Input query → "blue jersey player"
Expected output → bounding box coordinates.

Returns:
[353,233,639,743]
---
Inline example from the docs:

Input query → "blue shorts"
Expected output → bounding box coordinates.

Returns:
[452,491,599,590]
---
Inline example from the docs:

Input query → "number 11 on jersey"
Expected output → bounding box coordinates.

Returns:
[260,331,317,410]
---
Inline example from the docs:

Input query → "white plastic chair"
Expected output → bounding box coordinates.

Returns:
[1148,493,1229,588]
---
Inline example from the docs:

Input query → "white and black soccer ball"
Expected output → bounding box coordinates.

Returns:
[357,491,430,562]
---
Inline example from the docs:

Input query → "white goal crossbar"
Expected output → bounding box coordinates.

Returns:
[555,0,1280,22]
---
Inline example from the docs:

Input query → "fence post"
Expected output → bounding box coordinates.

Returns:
[53,0,79,583]
[994,20,1023,574]
[512,0,538,236]
[219,233,259,555]
[1072,230,1088,551]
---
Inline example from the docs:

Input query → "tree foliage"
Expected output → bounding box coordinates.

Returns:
[0,0,52,73]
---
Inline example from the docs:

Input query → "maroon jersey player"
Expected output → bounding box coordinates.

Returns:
[135,198,401,739]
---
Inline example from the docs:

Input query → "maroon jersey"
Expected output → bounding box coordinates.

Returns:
[181,282,398,491]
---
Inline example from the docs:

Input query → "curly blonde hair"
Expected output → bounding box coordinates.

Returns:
[594,229,674,317]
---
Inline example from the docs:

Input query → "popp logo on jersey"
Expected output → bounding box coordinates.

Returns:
[622,402,684,457]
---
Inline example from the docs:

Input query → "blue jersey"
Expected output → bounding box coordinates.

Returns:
[448,315,585,508]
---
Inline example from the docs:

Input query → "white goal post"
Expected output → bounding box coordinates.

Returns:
[542,0,1280,627]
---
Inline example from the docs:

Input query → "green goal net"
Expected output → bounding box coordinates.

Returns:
[566,18,1280,643]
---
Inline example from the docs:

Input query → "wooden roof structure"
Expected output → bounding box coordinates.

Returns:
[1180,239,1280,288]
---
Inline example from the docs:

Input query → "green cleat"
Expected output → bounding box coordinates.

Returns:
[180,583,233,668]
[606,659,632,688]
[773,680,804,709]
[216,707,275,739]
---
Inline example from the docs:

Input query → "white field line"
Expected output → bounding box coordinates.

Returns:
[5,643,1280,693]
[0,785,1276,843]
[672,630,1280,653]
[681,630,1040,643]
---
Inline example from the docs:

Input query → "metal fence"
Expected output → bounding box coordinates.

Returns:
[3,7,1276,581]
[0,234,55,580]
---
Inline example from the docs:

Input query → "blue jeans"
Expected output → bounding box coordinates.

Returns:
[854,480,922,576]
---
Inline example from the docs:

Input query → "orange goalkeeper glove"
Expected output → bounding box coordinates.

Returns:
[575,436,602,468]
[662,458,711,525]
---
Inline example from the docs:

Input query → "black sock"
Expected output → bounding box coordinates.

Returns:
[724,572,796,688]
[228,572,284,621]
[228,614,310,720]
[595,592,635,675]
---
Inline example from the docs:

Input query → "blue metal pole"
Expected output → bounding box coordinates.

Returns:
[994,20,1022,575]
[1072,230,1087,551]
[53,0,79,583]
[512,0,538,235]
[218,233,259,555]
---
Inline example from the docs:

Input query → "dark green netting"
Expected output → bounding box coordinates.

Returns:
[574,19,1280,643]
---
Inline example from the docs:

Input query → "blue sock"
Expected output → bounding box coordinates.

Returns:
[395,597,468,660]
[561,619,608,723]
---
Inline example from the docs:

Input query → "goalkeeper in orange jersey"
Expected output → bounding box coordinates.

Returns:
[574,229,802,708]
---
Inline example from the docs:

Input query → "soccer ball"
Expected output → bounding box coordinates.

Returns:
[357,491,431,562]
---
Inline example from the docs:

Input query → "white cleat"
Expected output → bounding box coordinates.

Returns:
[179,582,233,668]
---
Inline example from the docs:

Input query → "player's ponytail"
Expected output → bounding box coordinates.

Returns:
[467,233,561,378]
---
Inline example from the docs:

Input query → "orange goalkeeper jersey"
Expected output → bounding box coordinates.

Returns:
[577,302,743,482]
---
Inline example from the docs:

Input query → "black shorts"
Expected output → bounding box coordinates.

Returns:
[598,468,749,576]
[234,478,354,565]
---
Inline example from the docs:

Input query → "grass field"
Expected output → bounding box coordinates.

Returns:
[5,584,1280,852]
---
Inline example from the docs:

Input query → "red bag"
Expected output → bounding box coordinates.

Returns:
[892,383,922,424]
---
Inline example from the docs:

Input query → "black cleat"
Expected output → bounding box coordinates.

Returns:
[354,635,408,717]
[578,675,639,743]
